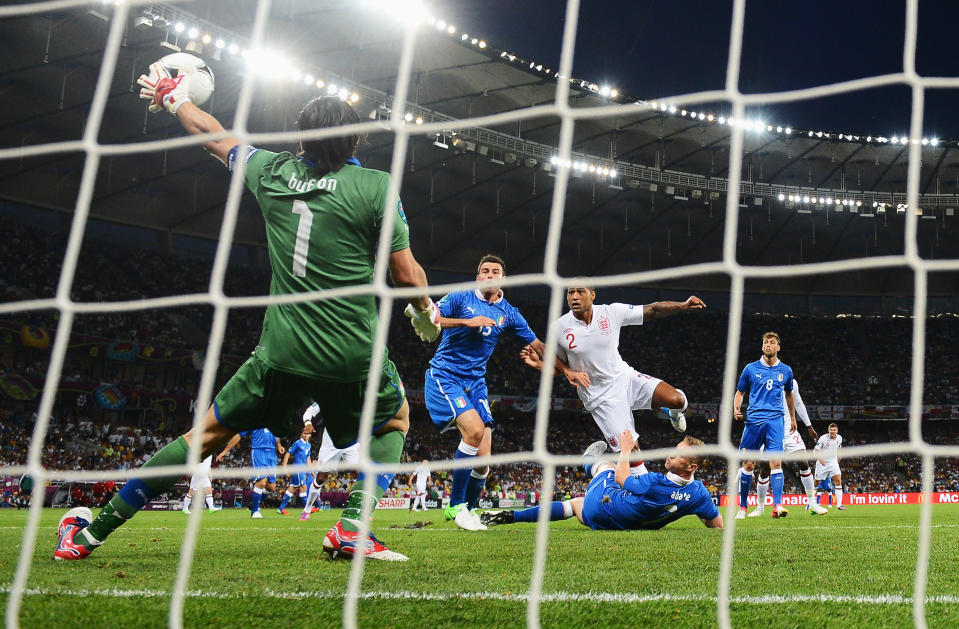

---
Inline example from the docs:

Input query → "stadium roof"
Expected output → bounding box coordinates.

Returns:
[0,1,956,297]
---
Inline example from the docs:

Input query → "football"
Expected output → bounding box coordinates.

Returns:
[159,52,215,106]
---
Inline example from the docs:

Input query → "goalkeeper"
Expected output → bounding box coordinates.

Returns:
[55,59,440,562]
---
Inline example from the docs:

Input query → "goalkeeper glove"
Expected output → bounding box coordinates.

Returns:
[137,61,193,114]
[404,300,441,342]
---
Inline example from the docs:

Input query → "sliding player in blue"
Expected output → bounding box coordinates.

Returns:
[481,431,722,530]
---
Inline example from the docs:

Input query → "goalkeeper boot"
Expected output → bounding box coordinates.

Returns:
[662,407,687,433]
[480,510,515,527]
[322,521,408,562]
[54,507,95,561]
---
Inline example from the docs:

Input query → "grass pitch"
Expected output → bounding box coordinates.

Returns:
[1,505,957,628]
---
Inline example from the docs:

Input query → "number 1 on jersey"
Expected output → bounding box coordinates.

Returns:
[291,200,312,277]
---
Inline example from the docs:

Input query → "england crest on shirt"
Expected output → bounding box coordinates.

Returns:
[599,316,610,335]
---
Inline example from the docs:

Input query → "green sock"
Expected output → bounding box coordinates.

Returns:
[340,430,405,533]
[84,436,191,547]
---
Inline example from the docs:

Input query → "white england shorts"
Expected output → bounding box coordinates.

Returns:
[189,473,211,492]
[415,482,428,494]
[588,371,662,452]
[315,431,360,472]
[783,431,807,454]
[815,459,841,480]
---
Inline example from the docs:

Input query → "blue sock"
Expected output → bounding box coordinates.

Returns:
[514,501,571,523]
[451,441,478,507]
[465,471,488,510]
[251,488,263,512]
[278,491,292,511]
[739,470,752,508]
[770,470,784,505]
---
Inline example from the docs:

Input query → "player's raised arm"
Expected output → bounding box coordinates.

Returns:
[642,296,706,321]
[137,60,238,164]
[614,430,637,486]
[794,383,817,440]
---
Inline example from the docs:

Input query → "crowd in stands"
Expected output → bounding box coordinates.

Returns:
[3,213,959,506]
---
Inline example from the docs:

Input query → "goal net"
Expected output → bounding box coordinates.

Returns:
[0,1,956,628]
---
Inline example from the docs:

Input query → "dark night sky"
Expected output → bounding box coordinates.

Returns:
[442,1,959,138]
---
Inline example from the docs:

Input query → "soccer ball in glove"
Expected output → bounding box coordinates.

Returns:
[158,53,215,106]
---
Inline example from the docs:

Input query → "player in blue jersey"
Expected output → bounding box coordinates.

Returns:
[217,428,285,518]
[734,331,796,519]
[481,431,722,530]
[278,428,313,514]
[424,255,585,531]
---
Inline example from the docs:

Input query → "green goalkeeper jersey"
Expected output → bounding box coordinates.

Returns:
[238,148,409,381]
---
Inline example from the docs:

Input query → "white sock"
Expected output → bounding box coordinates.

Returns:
[630,462,648,476]
[182,496,191,512]
[799,469,815,506]
[561,500,573,518]
[205,495,215,510]
[284,490,294,499]
[304,481,322,512]
[835,486,843,507]
[756,476,769,509]
[299,491,307,504]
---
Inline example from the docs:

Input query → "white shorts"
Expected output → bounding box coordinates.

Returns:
[415,483,427,494]
[189,474,211,491]
[783,431,807,454]
[315,432,360,472]
[815,460,841,480]
[589,371,662,452]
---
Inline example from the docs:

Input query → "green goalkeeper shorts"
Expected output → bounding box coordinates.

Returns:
[213,351,406,447]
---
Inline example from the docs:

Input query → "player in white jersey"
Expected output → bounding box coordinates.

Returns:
[299,402,361,520]
[742,380,828,517]
[409,460,430,512]
[182,455,220,514]
[523,284,705,475]
[813,423,845,510]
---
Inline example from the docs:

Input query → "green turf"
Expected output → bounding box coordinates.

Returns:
[2,504,957,627]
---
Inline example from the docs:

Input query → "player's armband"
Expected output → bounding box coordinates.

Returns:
[227,145,261,173]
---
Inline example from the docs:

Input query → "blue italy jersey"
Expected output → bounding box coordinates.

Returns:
[288,438,311,465]
[241,428,278,451]
[736,359,794,423]
[583,470,718,530]
[429,289,537,379]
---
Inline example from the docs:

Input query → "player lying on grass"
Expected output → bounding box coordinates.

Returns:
[481,431,722,530]
[55,56,439,562]
[520,283,704,475]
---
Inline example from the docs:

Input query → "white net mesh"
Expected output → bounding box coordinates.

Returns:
[1,0,958,627]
